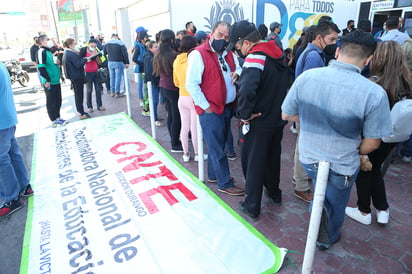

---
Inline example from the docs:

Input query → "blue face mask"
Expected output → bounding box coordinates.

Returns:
[211,38,228,52]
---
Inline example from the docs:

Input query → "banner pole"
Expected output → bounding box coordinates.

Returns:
[147,81,156,140]
[197,116,204,182]
[302,161,330,274]
[124,68,132,118]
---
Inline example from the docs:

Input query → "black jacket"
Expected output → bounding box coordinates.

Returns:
[143,51,160,86]
[236,40,289,128]
[103,39,129,64]
[30,44,39,63]
[62,49,86,80]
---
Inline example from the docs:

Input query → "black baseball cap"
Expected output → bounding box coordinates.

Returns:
[227,20,257,51]
[270,22,282,31]
[138,30,151,39]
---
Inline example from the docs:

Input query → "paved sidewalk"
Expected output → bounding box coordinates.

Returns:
[2,75,411,274]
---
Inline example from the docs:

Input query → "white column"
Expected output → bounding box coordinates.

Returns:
[302,161,330,274]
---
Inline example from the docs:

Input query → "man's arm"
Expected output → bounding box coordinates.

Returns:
[236,56,264,121]
[359,138,381,155]
[37,49,50,83]
[281,112,299,122]
[122,46,129,67]
[185,50,210,111]
[281,76,301,122]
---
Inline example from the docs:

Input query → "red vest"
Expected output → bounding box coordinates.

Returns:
[195,42,236,115]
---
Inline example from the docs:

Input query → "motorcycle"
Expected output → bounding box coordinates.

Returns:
[5,59,30,87]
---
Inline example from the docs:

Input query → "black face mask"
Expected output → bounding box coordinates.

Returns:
[211,39,228,52]
[323,44,337,57]
[192,26,197,34]
[236,48,246,59]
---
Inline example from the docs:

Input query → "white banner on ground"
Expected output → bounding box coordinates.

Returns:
[20,113,286,274]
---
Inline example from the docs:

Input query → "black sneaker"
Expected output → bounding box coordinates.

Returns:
[171,144,184,153]
[21,184,34,197]
[226,152,237,161]
[264,189,282,204]
[0,199,24,218]
[238,201,259,220]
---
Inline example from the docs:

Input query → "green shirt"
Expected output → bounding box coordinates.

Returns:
[37,47,61,85]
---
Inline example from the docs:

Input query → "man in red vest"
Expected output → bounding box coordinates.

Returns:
[186,21,244,196]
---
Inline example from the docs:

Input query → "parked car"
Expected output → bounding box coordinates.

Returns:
[17,48,36,71]
[0,48,19,63]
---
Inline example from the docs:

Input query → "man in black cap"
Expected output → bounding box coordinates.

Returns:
[227,20,290,220]
[267,21,283,50]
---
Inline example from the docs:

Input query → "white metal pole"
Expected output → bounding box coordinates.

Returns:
[124,68,132,118]
[147,81,156,140]
[197,116,204,182]
[302,161,330,274]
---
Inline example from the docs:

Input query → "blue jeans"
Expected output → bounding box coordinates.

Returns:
[199,106,234,189]
[225,121,235,154]
[137,72,144,100]
[302,163,358,245]
[108,61,125,93]
[0,126,29,206]
[151,85,160,121]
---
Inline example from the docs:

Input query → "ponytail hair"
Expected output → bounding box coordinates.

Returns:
[63,38,75,48]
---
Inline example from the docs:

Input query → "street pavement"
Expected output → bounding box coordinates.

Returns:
[1,71,411,274]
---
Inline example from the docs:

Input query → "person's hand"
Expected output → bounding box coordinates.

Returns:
[230,72,238,85]
[205,107,213,113]
[360,155,373,171]
[241,113,262,124]
[44,82,51,89]
[125,64,129,69]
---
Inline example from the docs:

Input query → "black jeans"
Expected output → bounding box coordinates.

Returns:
[71,79,86,115]
[161,88,181,147]
[355,142,396,213]
[86,72,102,109]
[240,124,284,216]
[44,84,62,121]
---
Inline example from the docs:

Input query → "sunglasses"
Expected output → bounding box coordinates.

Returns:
[218,56,228,72]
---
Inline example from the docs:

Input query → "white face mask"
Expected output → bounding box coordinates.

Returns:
[88,47,96,51]
[47,40,54,48]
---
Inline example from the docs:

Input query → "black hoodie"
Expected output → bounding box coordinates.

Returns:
[143,50,160,86]
[236,40,289,128]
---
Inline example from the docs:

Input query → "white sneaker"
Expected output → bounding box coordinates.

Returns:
[290,125,298,134]
[194,154,208,162]
[376,209,389,224]
[183,154,190,162]
[345,207,371,225]
[401,156,411,163]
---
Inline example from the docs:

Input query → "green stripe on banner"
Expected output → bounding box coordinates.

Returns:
[20,132,38,274]
[21,112,286,273]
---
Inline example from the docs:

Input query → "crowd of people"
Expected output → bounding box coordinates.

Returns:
[2,16,412,259]
[29,33,111,127]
